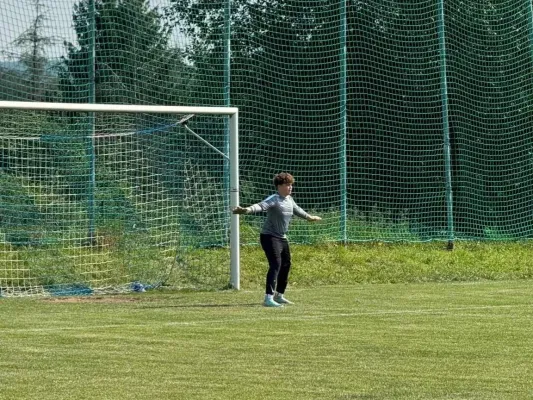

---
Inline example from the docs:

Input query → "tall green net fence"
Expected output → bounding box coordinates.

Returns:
[1,0,533,294]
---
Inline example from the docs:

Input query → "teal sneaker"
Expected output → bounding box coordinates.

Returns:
[274,294,294,305]
[263,297,283,307]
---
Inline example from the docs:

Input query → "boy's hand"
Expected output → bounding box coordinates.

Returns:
[232,206,249,215]
[307,215,322,222]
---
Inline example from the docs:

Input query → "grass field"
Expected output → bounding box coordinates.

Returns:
[2,280,532,399]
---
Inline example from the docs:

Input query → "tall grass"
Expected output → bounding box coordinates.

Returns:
[234,240,533,290]
[2,237,533,293]
[2,207,533,293]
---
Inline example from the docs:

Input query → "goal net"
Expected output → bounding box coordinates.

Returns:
[0,101,239,297]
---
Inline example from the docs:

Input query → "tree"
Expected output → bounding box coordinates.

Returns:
[59,0,190,106]
[169,0,342,206]
[11,0,58,101]
[55,0,198,232]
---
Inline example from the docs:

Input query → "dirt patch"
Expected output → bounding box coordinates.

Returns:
[42,295,145,303]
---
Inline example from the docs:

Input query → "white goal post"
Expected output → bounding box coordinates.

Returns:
[0,101,241,290]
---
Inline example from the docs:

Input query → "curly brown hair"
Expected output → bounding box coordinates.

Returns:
[273,172,295,187]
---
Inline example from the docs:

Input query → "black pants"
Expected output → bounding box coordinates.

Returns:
[260,233,291,295]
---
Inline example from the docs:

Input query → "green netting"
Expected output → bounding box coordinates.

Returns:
[1,0,533,294]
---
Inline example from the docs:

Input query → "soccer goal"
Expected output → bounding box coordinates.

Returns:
[0,101,239,297]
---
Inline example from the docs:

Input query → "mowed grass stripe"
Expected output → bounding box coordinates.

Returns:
[1,302,529,335]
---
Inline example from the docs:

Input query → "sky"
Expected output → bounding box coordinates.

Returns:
[0,0,177,61]
[0,0,79,60]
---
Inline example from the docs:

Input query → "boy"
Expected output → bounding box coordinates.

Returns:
[233,172,321,307]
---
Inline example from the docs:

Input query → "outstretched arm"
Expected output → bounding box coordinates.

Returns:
[292,199,322,222]
[233,199,271,215]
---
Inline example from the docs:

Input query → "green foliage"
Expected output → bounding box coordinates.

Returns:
[0,111,90,203]
[94,170,140,227]
[0,173,40,227]
[235,240,533,290]
[7,0,59,102]
[0,109,62,137]
[59,0,189,105]
[0,232,176,289]
[239,208,423,246]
